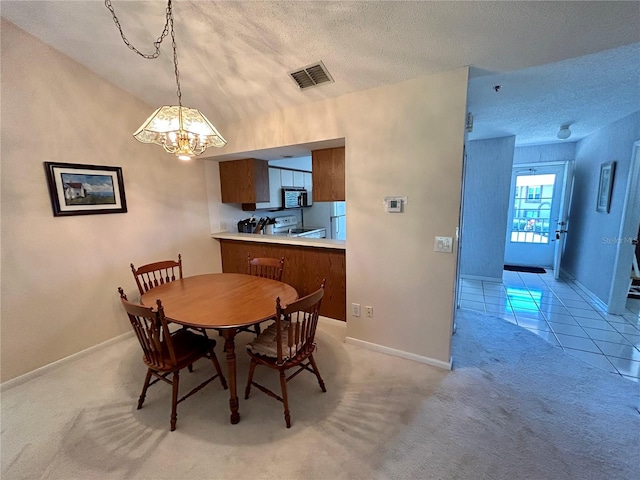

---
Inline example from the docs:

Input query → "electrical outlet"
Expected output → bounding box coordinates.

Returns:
[365,306,373,318]
[351,303,361,317]
[218,221,228,232]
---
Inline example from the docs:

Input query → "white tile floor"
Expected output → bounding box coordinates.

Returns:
[458,270,640,382]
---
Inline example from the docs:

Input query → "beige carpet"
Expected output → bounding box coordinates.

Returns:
[1,311,638,479]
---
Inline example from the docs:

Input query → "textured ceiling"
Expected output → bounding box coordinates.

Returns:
[2,0,639,153]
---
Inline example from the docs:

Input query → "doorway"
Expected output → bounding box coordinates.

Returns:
[608,141,640,314]
[504,162,570,269]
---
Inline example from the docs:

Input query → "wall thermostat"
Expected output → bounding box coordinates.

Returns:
[384,196,407,213]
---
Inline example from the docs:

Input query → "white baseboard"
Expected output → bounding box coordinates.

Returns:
[560,269,608,312]
[459,274,503,283]
[1,331,134,392]
[344,336,452,370]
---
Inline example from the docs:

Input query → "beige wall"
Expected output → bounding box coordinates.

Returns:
[0,20,221,382]
[205,68,469,365]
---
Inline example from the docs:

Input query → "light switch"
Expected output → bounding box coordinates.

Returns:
[434,236,453,253]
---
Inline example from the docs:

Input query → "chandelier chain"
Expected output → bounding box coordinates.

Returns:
[169,8,182,106]
[105,0,182,106]
[104,0,171,59]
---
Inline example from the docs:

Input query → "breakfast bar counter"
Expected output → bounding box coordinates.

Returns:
[211,232,346,321]
[211,232,345,250]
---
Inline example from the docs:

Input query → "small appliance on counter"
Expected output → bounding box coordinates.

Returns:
[237,217,256,233]
[238,216,277,234]
[264,217,276,235]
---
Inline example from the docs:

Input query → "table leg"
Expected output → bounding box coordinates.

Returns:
[222,328,240,424]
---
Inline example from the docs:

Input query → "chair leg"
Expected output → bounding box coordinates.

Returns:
[244,359,257,399]
[188,364,193,373]
[138,369,153,409]
[309,354,326,392]
[170,371,180,432]
[279,370,291,428]
[254,324,261,335]
[210,350,228,390]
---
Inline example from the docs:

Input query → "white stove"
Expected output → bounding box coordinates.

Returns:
[272,215,326,238]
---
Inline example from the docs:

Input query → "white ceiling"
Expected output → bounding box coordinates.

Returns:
[2,1,639,155]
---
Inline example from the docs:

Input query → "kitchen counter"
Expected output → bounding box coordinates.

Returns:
[215,232,346,320]
[211,232,345,250]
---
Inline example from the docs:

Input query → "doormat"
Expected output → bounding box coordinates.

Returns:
[504,265,546,274]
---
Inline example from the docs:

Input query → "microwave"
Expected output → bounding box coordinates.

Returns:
[282,188,311,209]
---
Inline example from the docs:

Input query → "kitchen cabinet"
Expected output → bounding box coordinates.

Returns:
[280,168,306,188]
[255,167,283,210]
[312,147,345,201]
[293,170,305,187]
[219,158,269,204]
[303,171,313,204]
[280,169,294,187]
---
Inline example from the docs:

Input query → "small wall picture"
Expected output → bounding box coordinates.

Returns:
[596,161,615,214]
[44,162,128,216]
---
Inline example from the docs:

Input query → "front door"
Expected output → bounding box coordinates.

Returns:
[504,163,567,269]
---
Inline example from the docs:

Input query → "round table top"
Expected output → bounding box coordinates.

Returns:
[140,273,298,329]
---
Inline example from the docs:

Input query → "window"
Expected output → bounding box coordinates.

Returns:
[510,174,556,244]
[526,186,541,201]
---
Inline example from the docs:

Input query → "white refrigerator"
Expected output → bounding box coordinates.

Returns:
[330,201,346,240]
[302,201,346,240]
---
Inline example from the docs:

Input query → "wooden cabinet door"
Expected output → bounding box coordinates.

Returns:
[312,147,345,201]
[219,158,269,203]
[255,167,283,209]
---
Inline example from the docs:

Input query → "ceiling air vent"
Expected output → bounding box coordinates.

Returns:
[289,61,334,90]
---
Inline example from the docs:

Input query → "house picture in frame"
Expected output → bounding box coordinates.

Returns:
[44,162,128,216]
[596,161,616,213]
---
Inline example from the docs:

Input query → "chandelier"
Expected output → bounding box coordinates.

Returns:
[106,0,226,160]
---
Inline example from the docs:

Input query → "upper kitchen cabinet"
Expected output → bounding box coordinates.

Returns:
[219,158,269,205]
[312,147,345,201]
[255,167,283,210]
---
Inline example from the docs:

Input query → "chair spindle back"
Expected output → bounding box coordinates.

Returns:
[131,254,183,295]
[247,255,285,282]
[275,279,325,364]
[118,288,177,368]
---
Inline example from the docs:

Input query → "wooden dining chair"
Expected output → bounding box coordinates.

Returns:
[244,279,326,428]
[247,254,285,281]
[131,254,183,296]
[118,287,227,431]
[243,254,286,335]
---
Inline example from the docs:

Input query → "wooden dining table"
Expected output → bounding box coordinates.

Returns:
[140,273,298,424]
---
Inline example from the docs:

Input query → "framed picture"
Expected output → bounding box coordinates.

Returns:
[44,162,128,217]
[596,161,615,213]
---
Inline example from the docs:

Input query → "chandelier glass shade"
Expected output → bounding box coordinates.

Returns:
[133,105,226,160]
[106,0,226,160]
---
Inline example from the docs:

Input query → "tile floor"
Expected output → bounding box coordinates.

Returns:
[458,270,640,382]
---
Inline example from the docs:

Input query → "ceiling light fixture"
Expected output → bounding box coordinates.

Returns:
[557,124,572,140]
[105,0,226,160]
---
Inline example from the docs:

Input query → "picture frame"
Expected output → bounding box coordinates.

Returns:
[596,161,615,213]
[44,162,128,217]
